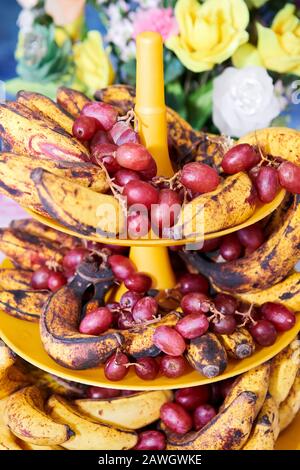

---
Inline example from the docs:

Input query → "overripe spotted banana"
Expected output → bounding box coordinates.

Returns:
[75,391,172,430]
[0,365,29,400]
[269,340,300,405]
[174,172,256,238]
[3,386,72,446]
[47,395,137,450]
[237,272,300,311]
[182,194,300,293]
[17,90,74,135]
[0,268,32,290]
[32,168,124,237]
[219,328,255,360]
[56,87,90,119]
[185,332,228,378]
[167,391,257,450]
[0,341,16,380]
[0,424,22,450]
[11,219,78,249]
[18,442,63,450]
[278,374,300,432]
[0,102,89,162]
[243,393,279,450]
[0,289,49,322]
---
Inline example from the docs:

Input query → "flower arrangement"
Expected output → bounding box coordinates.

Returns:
[7,0,300,137]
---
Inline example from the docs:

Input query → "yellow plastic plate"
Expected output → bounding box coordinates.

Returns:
[275,413,300,450]
[0,303,299,390]
[25,189,285,247]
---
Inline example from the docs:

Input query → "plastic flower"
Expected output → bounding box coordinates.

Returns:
[246,0,269,7]
[73,31,114,96]
[45,0,85,26]
[17,0,38,8]
[233,4,300,76]
[212,66,281,137]
[133,7,178,42]
[166,0,249,73]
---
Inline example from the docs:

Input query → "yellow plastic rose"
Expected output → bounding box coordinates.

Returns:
[166,0,249,73]
[233,4,300,75]
[73,31,114,96]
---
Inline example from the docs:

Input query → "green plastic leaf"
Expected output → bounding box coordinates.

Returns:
[5,78,59,100]
[187,80,213,129]
[164,50,184,85]
[165,81,187,120]
[120,59,136,87]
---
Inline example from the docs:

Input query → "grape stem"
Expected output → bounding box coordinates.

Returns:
[235,304,256,327]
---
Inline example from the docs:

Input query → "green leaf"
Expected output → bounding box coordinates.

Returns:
[5,78,59,100]
[164,50,184,85]
[187,80,213,129]
[165,81,187,120]
[120,59,136,87]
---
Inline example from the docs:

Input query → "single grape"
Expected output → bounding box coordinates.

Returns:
[160,355,187,378]
[160,402,193,435]
[237,224,264,251]
[125,272,152,293]
[134,431,166,451]
[214,293,237,316]
[123,180,159,209]
[109,121,140,146]
[151,189,181,231]
[132,297,158,322]
[278,161,300,193]
[121,390,136,397]
[249,320,277,346]
[220,234,242,261]
[221,144,261,174]
[139,158,157,180]
[31,266,52,290]
[90,130,113,152]
[108,254,136,281]
[48,272,67,292]
[153,326,186,356]
[116,143,154,172]
[212,315,237,335]
[178,273,209,295]
[256,166,279,203]
[82,102,118,131]
[175,313,209,339]
[261,302,296,332]
[62,248,89,272]
[72,116,98,141]
[91,143,120,173]
[104,352,129,381]
[114,169,140,186]
[117,311,135,329]
[193,404,216,431]
[79,307,113,335]
[127,210,150,239]
[180,292,210,316]
[87,386,121,399]
[119,291,142,310]
[175,386,210,411]
[180,162,220,194]
[135,357,159,380]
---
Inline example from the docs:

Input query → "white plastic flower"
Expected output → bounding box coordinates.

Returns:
[212,66,281,138]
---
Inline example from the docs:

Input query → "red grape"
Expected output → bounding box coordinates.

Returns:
[135,357,159,380]
[218,379,234,399]
[127,210,150,239]
[87,386,121,399]
[160,355,187,378]
[117,311,135,329]
[160,402,193,435]
[72,116,98,141]
[261,302,296,332]
[175,313,209,339]
[212,315,237,334]
[48,272,67,292]
[124,272,152,293]
[139,158,157,180]
[109,121,140,146]
[151,189,181,231]
[181,292,210,316]
[123,180,159,209]
[132,297,158,322]
[193,404,216,430]
[114,169,140,186]
[256,166,279,203]
[62,248,89,272]
[104,352,129,381]
[175,386,210,411]
[79,307,113,335]
[278,161,300,193]
[134,431,166,450]
[249,320,277,346]
[121,390,136,397]
[237,224,264,251]
[82,102,118,131]
[153,326,186,356]
[90,129,113,152]
[214,293,237,315]
[108,254,136,281]
[31,266,52,290]
[220,234,242,261]
[198,237,221,253]
[222,144,260,174]
[120,291,142,309]
[180,162,220,194]
[116,143,154,172]
[178,273,209,295]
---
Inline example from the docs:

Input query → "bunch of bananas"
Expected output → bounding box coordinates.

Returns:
[0,338,299,451]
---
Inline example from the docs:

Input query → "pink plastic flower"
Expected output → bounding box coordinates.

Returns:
[133,8,178,42]
[45,0,85,26]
